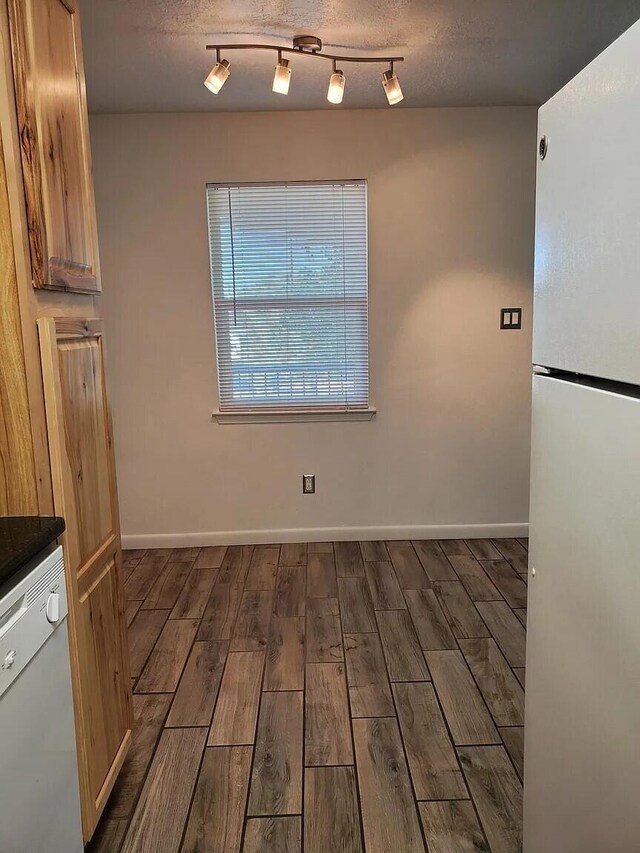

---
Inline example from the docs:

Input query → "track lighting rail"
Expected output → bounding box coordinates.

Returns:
[205,43,405,65]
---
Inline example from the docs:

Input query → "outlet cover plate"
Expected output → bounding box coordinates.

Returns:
[302,474,315,494]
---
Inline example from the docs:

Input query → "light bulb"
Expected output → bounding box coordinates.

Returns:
[327,69,345,104]
[382,69,403,105]
[272,57,291,95]
[204,59,230,94]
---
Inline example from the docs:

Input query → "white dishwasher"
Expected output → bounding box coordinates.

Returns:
[0,544,83,852]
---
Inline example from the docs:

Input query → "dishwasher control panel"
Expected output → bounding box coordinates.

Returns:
[0,546,67,699]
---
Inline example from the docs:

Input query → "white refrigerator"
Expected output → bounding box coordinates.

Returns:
[524,17,640,853]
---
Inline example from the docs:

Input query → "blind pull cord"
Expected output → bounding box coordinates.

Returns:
[341,186,348,408]
[228,191,238,325]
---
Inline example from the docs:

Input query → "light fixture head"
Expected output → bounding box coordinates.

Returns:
[273,56,291,95]
[204,58,230,94]
[327,67,345,104]
[382,67,403,105]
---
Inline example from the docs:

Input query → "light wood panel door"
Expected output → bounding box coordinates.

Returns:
[0,132,37,514]
[8,0,100,292]
[38,317,132,841]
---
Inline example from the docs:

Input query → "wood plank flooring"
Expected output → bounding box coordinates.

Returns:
[91,538,528,852]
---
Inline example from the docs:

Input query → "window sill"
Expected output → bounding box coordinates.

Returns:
[212,407,377,424]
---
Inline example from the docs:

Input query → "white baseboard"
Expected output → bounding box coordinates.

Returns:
[122,522,528,550]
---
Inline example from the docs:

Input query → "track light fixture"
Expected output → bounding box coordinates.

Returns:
[272,51,292,95]
[327,61,345,104]
[204,35,405,106]
[204,49,230,94]
[382,62,404,105]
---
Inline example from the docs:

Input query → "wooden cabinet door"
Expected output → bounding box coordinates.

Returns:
[38,317,132,840]
[8,0,100,292]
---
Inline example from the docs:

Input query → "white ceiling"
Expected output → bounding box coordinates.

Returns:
[80,0,640,113]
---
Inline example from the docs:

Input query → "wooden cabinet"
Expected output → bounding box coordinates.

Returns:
[1,0,131,841]
[0,134,37,515]
[38,317,132,839]
[8,0,100,292]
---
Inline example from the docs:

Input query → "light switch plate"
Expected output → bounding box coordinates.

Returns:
[500,307,522,330]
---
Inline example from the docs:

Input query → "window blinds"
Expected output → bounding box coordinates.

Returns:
[206,181,369,412]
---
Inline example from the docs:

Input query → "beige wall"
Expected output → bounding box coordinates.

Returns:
[90,107,537,547]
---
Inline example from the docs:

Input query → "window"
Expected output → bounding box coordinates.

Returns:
[206,180,370,418]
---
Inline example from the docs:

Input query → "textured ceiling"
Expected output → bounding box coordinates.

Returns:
[80,0,640,113]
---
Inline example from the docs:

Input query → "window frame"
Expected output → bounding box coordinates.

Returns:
[206,179,374,423]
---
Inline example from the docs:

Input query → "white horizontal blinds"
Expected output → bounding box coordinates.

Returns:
[207,181,369,411]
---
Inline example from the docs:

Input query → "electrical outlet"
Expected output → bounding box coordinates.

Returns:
[302,474,315,494]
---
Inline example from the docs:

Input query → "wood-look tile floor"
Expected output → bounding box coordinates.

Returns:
[88,538,528,853]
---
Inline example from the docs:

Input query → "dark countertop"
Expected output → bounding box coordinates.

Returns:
[0,516,65,590]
